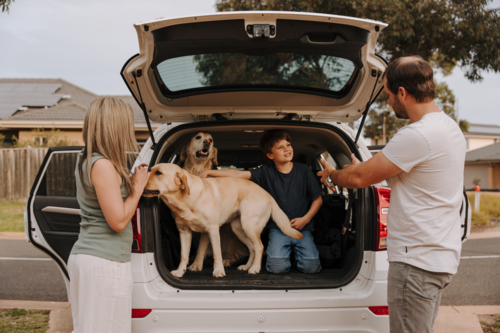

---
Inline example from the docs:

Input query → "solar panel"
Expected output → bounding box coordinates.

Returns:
[0,83,61,94]
[0,105,22,119]
[0,93,64,107]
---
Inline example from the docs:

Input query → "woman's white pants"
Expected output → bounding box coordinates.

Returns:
[68,254,133,333]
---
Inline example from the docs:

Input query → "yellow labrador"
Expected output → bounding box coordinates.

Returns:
[143,163,303,278]
[180,132,218,176]
[181,132,249,267]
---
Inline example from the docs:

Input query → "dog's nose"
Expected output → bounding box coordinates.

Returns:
[203,139,211,145]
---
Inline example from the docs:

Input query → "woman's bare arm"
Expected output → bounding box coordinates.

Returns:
[92,159,149,233]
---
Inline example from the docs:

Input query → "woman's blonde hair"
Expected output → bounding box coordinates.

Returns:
[78,97,139,195]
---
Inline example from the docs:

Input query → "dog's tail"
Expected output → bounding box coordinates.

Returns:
[270,200,303,240]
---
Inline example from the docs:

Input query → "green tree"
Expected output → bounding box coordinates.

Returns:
[1,0,14,13]
[365,81,470,143]
[214,0,499,139]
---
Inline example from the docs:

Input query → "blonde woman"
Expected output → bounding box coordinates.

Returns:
[68,97,149,333]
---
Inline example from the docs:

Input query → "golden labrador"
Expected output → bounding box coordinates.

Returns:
[180,132,218,176]
[181,132,249,267]
[143,163,303,278]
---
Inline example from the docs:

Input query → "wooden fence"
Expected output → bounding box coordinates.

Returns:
[0,148,48,201]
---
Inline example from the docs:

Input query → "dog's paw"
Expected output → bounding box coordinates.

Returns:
[237,264,250,271]
[171,269,186,278]
[212,266,226,278]
[222,259,231,267]
[248,265,261,275]
[188,262,203,272]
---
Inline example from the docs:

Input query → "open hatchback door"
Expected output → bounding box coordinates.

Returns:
[121,11,387,125]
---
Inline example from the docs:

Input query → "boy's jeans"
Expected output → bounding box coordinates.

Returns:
[387,262,453,333]
[266,228,321,274]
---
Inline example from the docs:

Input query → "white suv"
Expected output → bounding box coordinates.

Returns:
[25,11,471,333]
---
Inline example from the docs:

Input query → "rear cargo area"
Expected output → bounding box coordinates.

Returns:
[152,122,367,289]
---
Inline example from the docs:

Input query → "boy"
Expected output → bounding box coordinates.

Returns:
[199,129,323,274]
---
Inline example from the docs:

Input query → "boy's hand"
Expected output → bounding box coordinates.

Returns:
[290,216,310,231]
[199,171,210,178]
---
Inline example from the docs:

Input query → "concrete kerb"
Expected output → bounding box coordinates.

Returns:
[434,305,500,333]
[0,300,73,333]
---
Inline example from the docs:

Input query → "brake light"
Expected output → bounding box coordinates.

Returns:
[131,206,142,253]
[374,186,390,251]
[369,306,389,316]
[132,309,152,318]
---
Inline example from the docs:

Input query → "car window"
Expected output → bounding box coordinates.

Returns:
[45,152,79,196]
[156,53,356,93]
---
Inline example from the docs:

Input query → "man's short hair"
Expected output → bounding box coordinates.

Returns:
[260,129,291,155]
[383,56,435,103]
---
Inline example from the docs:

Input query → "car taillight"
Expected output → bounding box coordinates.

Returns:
[132,309,151,318]
[374,186,390,251]
[369,306,389,316]
[131,205,142,253]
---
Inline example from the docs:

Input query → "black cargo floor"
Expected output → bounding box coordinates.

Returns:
[167,248,356,288]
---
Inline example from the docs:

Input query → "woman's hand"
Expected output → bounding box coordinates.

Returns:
[132,163,150,196]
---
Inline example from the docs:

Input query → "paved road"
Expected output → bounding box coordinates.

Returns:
[441,237,500,305]
[0,237,499,304]
[0,239,67,301]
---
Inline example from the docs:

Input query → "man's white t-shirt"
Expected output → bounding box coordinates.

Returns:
[382,111,466,274]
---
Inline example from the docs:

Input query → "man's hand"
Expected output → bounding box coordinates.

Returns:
[290,216,310,231]
[317,159,336,191]
[343,153,361,169]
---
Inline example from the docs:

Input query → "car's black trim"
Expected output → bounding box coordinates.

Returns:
[27,146,83,280]
[462,189,469,241]
[120,53,143,114]
[149,120,367,290]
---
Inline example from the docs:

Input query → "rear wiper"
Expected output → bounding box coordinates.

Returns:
[133,70,157,150]
[355,71,382,145]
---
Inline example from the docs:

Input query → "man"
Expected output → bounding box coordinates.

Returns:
[318,56,466,333]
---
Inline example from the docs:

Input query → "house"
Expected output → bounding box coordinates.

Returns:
[0,78,160,147]
[463,123,500,151]
[464,141,500,191]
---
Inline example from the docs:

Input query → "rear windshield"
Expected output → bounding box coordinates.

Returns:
[156,53,356,94]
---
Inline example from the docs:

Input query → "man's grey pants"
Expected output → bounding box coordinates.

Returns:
[387,262,453,333]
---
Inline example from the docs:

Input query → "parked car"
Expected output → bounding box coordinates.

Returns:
[25,11,471,333]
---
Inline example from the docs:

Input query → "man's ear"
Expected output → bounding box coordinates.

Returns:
[175,171,190,195]
[180,143,188,162]
[211,147,218,167]
[266,152,274,161]
[398,86,409,100]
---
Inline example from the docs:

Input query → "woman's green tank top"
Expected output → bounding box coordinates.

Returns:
[70,152,133,262]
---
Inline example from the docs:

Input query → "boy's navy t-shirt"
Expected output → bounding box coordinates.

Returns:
[249,163,322,232]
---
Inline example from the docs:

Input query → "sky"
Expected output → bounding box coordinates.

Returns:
[1,0,499,126]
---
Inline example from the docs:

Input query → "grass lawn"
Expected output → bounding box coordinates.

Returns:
[467,193,500,227]
[0,309,50,333]
[0,201,26,232]
[479,314,500,333]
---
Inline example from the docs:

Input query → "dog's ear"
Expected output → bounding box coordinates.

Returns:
[211,147,218,167]
[175,171,190,195]
[180,143,188,162]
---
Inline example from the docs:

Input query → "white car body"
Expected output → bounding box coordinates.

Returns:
[25,11,471,333]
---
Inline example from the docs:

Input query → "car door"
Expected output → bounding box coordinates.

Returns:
[25,147,82,284]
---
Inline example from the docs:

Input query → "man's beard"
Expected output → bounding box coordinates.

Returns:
[393,96,409,119]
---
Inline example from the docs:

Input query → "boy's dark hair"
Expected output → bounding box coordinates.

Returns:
[382,56,435,103]
[259,129,291,155]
